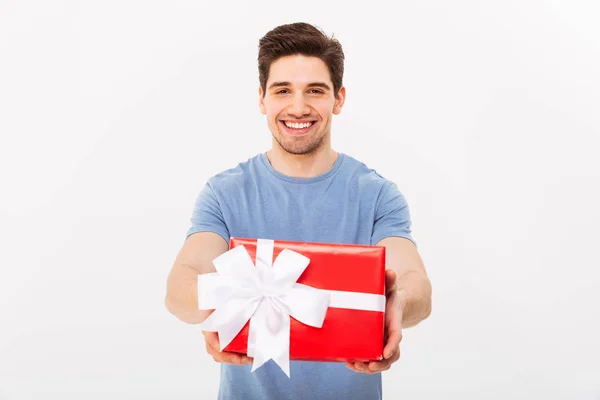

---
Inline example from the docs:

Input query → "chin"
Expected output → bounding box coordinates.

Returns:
[278,137,324,155]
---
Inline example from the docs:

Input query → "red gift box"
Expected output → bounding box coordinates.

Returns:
[222,237,386,363]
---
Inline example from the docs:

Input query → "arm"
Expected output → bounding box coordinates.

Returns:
[167,182,252,366]
[165,231,252,365]
[379,236,432,328]
[165,231,228,324]
[347,236,431,373]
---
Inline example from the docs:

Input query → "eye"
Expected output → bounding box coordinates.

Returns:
[309,89,323,94]
[276,89,289,94]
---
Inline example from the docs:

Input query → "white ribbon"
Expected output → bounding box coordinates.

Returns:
[198,239,385,377]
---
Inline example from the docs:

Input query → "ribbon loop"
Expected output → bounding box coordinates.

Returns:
[281,284,330,328]
[270,249,311,291]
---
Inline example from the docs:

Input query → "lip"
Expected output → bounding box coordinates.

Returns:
[278,120,318,136]
[281,119,316,123]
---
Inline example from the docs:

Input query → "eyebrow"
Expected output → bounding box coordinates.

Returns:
[268,81,331,91]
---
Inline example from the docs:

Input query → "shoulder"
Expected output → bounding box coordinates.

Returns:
[204,153,264,193]
[339,153,398,195]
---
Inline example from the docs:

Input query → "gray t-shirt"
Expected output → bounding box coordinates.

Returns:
[186,152,415,400]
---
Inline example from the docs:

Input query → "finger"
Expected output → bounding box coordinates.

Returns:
[383,328,402,359]
[345,362,362,373]
[352,361,370,373]
[203,333,253,365]
[368,350,400,372]
[368,358,391,372]
[345,361,365,373]
[385,269,397,294]
[240,355,253,364]
[204,338,226,360]
[205,342,252,364]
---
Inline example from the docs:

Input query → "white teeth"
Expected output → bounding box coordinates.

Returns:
[284,121,313,129]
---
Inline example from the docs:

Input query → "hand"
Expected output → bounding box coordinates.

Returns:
[198,309,253,366]
[346,269,403,373]
[202,331,253,366]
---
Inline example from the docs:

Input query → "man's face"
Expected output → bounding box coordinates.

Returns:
[259,54,345,155]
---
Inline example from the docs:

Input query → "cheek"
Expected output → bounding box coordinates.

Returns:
[268,111,281,122]
[265,104,284,119]
[314,100,335,116]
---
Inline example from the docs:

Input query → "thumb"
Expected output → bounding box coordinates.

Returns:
[203,331,221,351]
[385,269,397,294]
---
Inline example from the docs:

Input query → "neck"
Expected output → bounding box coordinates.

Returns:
[266,144,338,178]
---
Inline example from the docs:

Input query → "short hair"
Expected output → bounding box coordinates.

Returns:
[258,22,345,97]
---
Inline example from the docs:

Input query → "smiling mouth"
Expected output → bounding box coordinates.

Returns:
[279,120,317,135]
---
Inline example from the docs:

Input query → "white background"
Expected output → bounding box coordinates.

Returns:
[1,0,599,399]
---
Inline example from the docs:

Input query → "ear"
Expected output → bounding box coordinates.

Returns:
[258,86,266,115]
[333,86,346,115]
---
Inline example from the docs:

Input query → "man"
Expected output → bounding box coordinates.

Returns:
[165,22,432,400]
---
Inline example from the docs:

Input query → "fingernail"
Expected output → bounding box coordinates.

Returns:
[356,363,363,370]
[230,356,239,363]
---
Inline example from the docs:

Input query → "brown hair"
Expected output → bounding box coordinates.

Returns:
[258,22,345,97]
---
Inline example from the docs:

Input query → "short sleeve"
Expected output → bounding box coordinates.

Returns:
[370,182,417,247]
[185,182,230,244]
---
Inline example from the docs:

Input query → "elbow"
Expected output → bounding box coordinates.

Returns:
[422,277,432,319]
[423,278,433,320]
[423,298,432,321]
[164,295,188,323]
[164,292,205,325]
[165,293,178,316]
[410,277,433,327]
[165,290,185,318]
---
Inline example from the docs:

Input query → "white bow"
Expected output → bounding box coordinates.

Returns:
[197,239,330,377]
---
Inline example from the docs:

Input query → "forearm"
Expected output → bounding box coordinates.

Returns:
[165,263,209,324]
[165,232,228,324]
[396,271,432,328]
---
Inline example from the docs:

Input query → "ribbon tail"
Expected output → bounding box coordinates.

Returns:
[246,305,259,358]
[249,300,270,372]
[249,298,292,378]
[271,310,291,378]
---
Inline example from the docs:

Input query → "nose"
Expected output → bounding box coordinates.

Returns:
[287,92,311,117]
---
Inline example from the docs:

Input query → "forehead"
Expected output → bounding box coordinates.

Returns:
[267,54,332,86]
